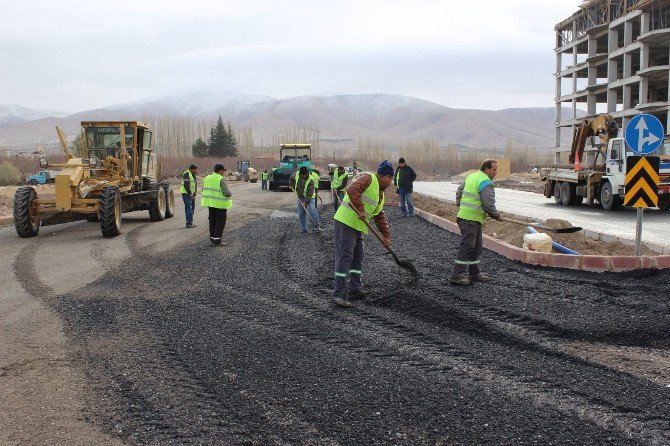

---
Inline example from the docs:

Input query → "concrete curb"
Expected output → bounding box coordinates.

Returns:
[414,207,670,272]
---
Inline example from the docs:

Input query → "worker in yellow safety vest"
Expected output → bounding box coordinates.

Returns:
[450,159,503,285]
[331,160,394,307]
[331,165,349,211]
[201,164,233,246]
[261,169,270,190]
[180,164,198,228]
[289,166,321,233]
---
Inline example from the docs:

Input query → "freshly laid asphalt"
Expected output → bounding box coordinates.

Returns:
[51,204,670,445]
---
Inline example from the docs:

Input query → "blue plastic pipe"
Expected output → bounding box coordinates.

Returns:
[527,226,580,255]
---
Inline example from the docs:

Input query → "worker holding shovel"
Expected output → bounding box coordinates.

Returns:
[289,166,321,233]
[331,160,395,308]
[450,159,503,285]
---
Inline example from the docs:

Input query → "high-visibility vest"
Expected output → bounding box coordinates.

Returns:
[294,174,316,199]
[331,170,348,190]
[334,172,384,234]
[201,173,232,209]
[310,171,320,192]
[394,169,400,186]
[261,171,269,180]
[180,170,196,194]
[456,171,491,223]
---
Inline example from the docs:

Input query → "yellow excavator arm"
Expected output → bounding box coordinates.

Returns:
[569,114,619,165]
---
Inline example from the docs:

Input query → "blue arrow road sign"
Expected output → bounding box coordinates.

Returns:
[625,114,664,154]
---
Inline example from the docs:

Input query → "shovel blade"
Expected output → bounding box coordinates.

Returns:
[554,226,582,233]
[397,258,418,275]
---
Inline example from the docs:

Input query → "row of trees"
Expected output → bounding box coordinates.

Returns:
[347,137,546,177]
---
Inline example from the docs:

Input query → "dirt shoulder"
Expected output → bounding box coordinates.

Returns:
[412,193,656,256]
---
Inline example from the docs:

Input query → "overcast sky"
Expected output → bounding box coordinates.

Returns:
[0,1,581,113]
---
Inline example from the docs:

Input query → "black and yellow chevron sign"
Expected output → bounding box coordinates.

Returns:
[624,156,659,208]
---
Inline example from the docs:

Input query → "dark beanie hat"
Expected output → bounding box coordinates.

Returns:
[214,164,226,172]
[376,160,394,176]
[398,157,405,164]
[189,164,197,170]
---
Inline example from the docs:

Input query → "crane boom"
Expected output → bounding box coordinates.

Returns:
[569,114,619,166]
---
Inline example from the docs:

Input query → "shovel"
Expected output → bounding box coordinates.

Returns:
[354,208,417,275]
[300,200,321,228]
[505,217,582,234]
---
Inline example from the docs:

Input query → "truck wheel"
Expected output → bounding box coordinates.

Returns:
[13,187,40,238]
[600,181,621,211]
[560,182,578,206]
[100,186,122,237]
[162,183,175,218]
[657,195,670,211]
[149,184,167,221]
[28,179,39,185]
[553,182,562,204]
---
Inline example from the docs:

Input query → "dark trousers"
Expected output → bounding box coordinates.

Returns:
[333,220,364,298]
[332,190,345,211]
[261,179,268,190]
[451,218,482,278]
[208,207,227,244]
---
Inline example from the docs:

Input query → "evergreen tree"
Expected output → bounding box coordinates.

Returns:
[192,137,208,157]
[208,115,227,157]
[225,122,238,157]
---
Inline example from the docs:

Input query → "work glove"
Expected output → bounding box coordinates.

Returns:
[395,188,399,194]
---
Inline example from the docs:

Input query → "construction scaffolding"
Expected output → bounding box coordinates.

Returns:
[557,0,670,45]
[554,0,670,154]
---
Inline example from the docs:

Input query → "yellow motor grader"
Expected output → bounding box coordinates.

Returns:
[13,121,175,238]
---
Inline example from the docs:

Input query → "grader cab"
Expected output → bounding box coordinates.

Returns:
[13,121,175,238]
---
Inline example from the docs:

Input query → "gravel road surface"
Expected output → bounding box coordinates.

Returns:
[3,183,670,444]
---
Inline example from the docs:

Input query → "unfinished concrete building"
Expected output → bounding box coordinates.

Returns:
[555,0,670,155]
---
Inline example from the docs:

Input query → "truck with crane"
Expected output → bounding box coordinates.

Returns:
[540,114,670,210]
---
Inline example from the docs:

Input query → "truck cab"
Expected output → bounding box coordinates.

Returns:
[27,170,55,185]
[542,137,670,210]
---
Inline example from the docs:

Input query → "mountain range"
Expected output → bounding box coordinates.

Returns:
[0,92,573,151]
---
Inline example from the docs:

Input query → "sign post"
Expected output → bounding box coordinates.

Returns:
[624,113,663,256]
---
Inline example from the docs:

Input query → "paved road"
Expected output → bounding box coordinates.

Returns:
[414,181,670,251]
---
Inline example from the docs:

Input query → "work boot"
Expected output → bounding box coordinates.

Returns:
[347,289,370,301]
[470,272,494,283]
[186,223,197,228]
[449,275,471,286]
[333,296,354,308]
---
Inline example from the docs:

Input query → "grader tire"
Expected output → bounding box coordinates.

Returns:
[148,184,166,222]
[162,183,175,218]
[13,187,40,238]
[100,186,122,237]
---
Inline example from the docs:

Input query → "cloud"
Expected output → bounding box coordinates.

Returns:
[0,0,581,111]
